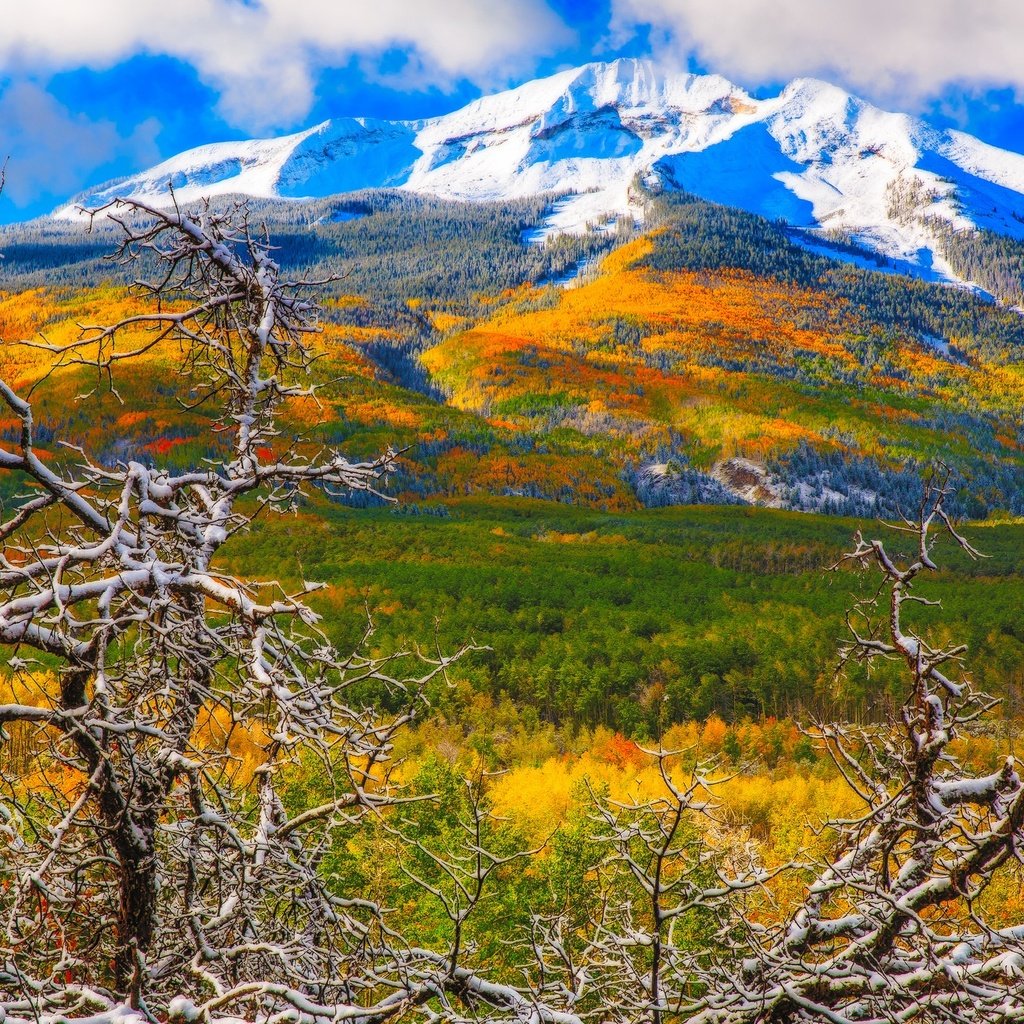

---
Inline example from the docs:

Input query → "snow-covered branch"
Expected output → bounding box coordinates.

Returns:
[0,199,480,1016]
[688,475,1024,1023]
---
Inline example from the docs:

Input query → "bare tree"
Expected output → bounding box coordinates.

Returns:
[0,197,479,1017]
[591,751,769,1024]
[520,748,769,1024]
[690,472,1024,1023]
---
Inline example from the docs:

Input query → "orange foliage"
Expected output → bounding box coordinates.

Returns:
[428,311,468,334]
[421,248,869,465]
[700,715,728,752]
[592,731,649,770]
[435,446,636,511]
[421,235,1024,470]
[345,398,423,429]
[337,325,401,344]
[148,437,186,456]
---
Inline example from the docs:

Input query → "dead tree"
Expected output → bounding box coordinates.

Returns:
[691,472,1024,1023]
[524,748,768,1024]
[0,197,478,1017]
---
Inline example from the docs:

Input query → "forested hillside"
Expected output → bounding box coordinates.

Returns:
[1,187,1023,736]
[3,185,1023,520]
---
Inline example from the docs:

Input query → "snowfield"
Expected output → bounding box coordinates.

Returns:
[57,58,1024,285]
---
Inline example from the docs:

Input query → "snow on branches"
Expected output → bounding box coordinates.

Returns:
[690,472,1024,1024]
[0,198,476,1016]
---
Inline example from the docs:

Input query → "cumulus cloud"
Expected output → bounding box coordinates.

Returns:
[610,0,1024,105]
[1,0,571,130]
[0,81,159,208]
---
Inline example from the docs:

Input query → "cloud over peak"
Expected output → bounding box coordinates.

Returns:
[611,0,1024,106]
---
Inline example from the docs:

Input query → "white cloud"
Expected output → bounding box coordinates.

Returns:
[610,0,1024,105]
[1,0,571,131]
[0,81,159,207]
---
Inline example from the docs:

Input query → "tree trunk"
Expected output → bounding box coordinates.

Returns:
[113,826,158,1000]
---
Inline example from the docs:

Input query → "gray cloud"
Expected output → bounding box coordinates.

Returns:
[611,0,1024,106]
[0,81,160,208]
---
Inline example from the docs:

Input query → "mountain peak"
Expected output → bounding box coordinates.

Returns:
[779,76,855,103]
[55,59,1024,287]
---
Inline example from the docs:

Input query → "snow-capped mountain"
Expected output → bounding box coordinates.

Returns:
[58,58,1024,283]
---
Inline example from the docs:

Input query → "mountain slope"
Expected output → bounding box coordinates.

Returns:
[6,185,1024,519]
[58,59,1024,285]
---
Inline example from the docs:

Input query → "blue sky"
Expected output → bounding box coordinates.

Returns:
[1,0,1022,222]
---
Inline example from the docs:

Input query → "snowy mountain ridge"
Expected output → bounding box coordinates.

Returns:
[58,58,1024,284]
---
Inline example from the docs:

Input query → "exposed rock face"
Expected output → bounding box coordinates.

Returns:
[711,458,786,507]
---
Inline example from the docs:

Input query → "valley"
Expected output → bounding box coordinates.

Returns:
[2,51,1024,1024]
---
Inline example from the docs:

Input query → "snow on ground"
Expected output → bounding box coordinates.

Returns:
[544,254,602,288]
[787,230,962,285]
